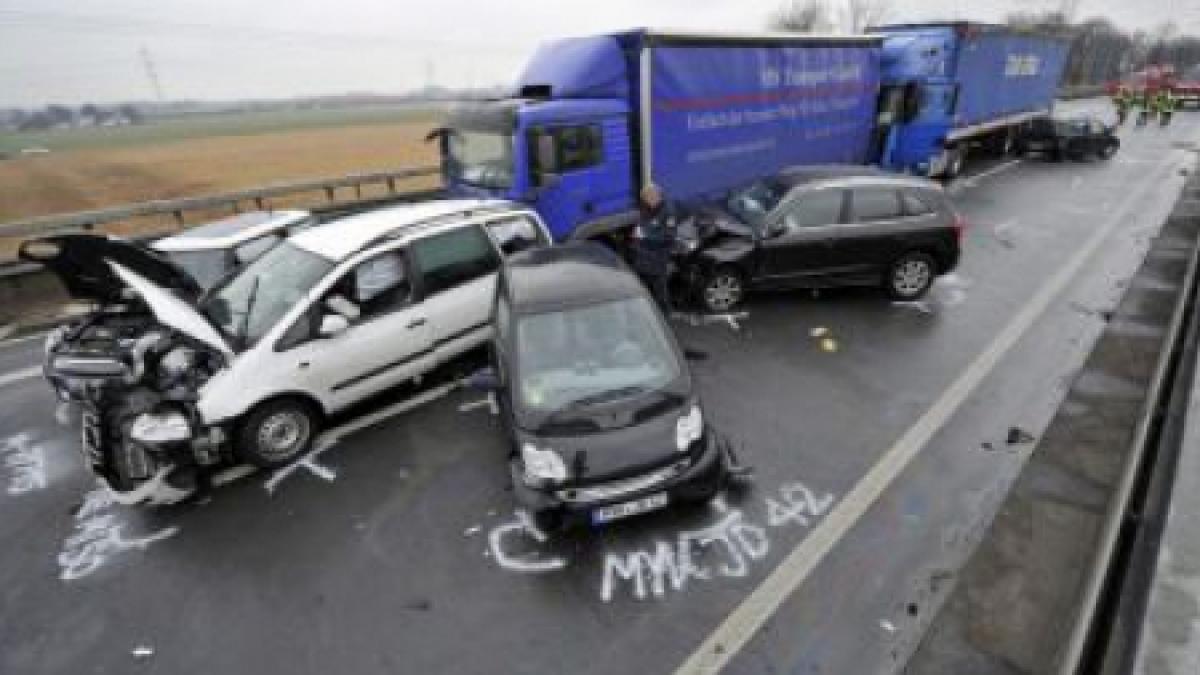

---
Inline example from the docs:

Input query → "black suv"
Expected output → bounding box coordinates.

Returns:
[675,167,964,313]
[475,242,728,531]
[1016,115,1120,162]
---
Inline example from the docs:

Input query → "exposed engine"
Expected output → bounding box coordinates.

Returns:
[46,307,226,502]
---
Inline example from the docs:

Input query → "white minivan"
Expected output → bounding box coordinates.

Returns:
[27,200,550,504]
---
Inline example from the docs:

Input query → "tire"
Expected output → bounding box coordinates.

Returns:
[1098,140,1119,160]
[698,266,745,314]
[237,397,321,468]
[885,251,937,301]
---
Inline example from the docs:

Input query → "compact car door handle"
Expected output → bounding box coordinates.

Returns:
[407,317,427,329]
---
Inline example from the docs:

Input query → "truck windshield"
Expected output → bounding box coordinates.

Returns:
[447,130,515,189]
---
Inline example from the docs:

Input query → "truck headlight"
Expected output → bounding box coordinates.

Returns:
[521,442,568,487]
[130,411,192,444]
[675,405,703,451]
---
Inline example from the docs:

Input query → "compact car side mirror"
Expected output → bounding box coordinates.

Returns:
[318,314,351,339]
[466,366,501,392]
[325,295,361,320]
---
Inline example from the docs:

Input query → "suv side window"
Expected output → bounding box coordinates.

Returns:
[782,189,845,229]
[410,226,501,297]
[850,189,904,222]
[486,215,545,256]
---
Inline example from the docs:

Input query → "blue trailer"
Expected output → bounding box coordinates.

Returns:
[438,30,882,240]
[871,22,1070,178]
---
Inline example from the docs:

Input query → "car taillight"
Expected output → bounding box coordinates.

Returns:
[952,213,967,243]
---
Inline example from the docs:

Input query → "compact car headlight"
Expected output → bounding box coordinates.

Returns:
[130,411,192,444]
[521,442,568,487]
[675,405,704,452]
[159,347,196,379]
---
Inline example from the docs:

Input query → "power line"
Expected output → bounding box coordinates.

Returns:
[139,46,165,102]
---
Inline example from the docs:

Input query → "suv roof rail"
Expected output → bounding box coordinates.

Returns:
[352,202,519,256]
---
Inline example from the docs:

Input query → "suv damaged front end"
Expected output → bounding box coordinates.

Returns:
[24,235,236,505]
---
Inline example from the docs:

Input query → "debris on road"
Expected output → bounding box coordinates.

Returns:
[820,338,839,353]
[810,326,829,338]
[1006,426,1036,445]
[131,645,154,659]
[880,620,897,633]
[464,525,482,537]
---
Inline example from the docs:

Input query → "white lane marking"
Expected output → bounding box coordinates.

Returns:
[675,149,1184,674]
[948,159,1022,192]
[0,366,42,389]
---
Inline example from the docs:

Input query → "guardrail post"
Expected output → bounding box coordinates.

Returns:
[174,210,185,226]
[355,183,362,200]
[232,201,241,214]
[255,197,266,210]
[387,177,396,194]
[325,187,336,203]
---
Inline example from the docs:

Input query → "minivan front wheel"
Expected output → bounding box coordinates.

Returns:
[238,398,320,468]
[886,252,937,301]
[699,266,745,314]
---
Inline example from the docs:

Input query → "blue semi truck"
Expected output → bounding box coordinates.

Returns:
[873,22,1070,178]
[436,24,1067,240]
[437,29,883,240]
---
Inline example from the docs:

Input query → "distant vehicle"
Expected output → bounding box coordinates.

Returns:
[1016,116,1120,162]
[20,147,50,155]
[476,242,728,531]
[871,22,1071,178]
[152,211,314,289]
[22,200,551,505]
[674,166,963,313]
[438,29,882,240]
[1171,64,1200,108]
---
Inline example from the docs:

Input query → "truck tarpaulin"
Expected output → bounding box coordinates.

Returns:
[648,44,880,200]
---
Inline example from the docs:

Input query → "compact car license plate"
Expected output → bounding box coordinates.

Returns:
[592,493,668,524]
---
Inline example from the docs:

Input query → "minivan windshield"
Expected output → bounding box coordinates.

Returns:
[727,179,786,228]
[201,242,333,350]
[515,297,682,419]
[446,129,515,189]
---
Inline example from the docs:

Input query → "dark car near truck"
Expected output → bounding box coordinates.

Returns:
[474,242,729,531]
[1015,115,1120,162]
[674,167,964,313]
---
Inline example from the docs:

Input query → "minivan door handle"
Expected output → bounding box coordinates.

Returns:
[407,317,427,329]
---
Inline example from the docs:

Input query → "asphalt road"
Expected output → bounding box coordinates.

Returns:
[1,100,1196,675]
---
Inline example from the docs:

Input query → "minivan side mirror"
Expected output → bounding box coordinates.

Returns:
[465,366,501,392]
[765,221,787,239]
[318,314,351,339]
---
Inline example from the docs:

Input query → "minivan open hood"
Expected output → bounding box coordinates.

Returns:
[108,262,233,358]
[20,234,202,304]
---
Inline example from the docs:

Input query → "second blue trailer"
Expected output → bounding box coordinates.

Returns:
[872,22,1070,177]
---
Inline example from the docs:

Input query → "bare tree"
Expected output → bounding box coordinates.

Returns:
[769,0,834,33]
[845,0,892,32]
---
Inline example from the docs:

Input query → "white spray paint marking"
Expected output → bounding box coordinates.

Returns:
[263,380,462,495]
[892,274,972,315]
[56,485,179,581]
[458,393,498,415]
[601,482,833,602]
[0,366,42,389]
[672,311,749,332]
[210,464,257,487]
[1,432,47,494]
[487,518,568,573]
[946,159,1022,193]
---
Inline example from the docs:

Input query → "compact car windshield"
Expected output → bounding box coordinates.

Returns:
[727,180,785,229]
[447,130,514,189]
[165,249,231,290]
[515,297,681,416]
[202,242,333,349]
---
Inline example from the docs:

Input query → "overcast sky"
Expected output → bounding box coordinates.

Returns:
[2,0,1198,107]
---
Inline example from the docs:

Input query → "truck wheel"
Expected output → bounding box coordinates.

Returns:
[699,266,745,314]
[1098,140,1119,160]
[885,252,936,301]
[237,398,320,468]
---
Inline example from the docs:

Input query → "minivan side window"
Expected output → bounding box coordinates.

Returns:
[351,250,411,319]
[851,189,904,222]
[410,226,500,297]
[782,190,845,229]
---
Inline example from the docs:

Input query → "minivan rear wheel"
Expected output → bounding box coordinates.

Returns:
[238,398,320,468]
[886,252,937,301]
[699,266,745,314]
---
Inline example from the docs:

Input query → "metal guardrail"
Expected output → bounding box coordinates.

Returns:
[0,165,440,240]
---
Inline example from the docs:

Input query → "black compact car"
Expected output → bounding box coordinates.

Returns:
[1016,115,1120,162]
[474,242,728,531]
[674,167,964,313]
